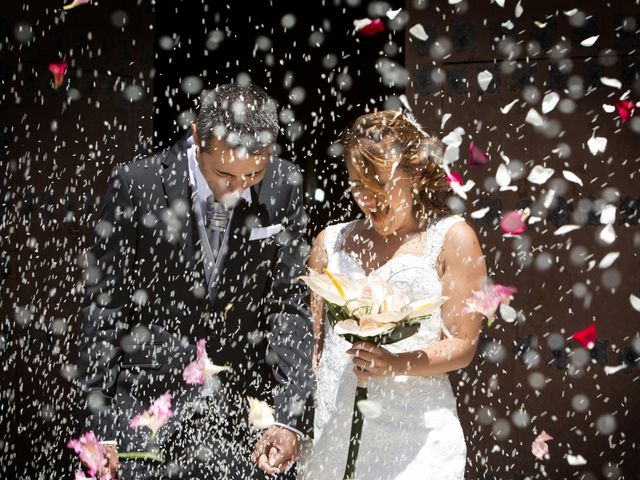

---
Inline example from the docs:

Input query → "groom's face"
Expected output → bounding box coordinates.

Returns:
[194,131,269,205]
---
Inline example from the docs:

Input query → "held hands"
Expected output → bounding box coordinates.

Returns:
[347,341,400,381]
[252,425,300,475]
[100,444,119,479]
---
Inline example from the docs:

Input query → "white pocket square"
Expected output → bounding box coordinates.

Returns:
[249,223,283,241]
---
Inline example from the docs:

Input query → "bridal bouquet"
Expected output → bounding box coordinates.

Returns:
[301,269,445,343]
[300,269,446,480]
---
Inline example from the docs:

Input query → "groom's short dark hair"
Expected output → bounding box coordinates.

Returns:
[195,82,279,154]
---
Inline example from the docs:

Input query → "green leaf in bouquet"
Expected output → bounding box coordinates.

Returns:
[326,302,349,327]
[341,321,421,346]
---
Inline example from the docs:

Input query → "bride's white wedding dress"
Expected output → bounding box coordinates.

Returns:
[299,215,467,480]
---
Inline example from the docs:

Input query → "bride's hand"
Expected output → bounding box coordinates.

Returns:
[347,341,399,380]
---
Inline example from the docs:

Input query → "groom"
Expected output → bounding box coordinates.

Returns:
[76,82,313,478]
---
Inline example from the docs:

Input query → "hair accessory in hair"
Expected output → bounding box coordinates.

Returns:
[398,94,447,170]
[399,94,431,139]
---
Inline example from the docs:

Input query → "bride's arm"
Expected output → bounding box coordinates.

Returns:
[394,222,487,377]
[308,229,329,373]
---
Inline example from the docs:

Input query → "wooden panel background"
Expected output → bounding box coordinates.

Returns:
[406,1,639,479]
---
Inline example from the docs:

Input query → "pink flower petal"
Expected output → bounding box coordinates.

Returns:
[500,210,527,235]
[356,18,385,35]
[495,284,518,299]
[130,391,173,438]
[469,142,489,166]
[571,323,596,349]
[531,431,553,460]
[183,338,230,385]
[74,470,94,480]
[615,99,635,123]
[67,431,106,476]
[463,283,517,326]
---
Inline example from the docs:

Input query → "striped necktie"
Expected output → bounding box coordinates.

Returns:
[204,195,229,262]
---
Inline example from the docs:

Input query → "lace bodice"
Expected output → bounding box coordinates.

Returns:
[298,215,467,480]
[322,215,464,353]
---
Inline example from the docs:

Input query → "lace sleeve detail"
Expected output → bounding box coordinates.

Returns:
[423,215,465,267]
[323,221,357,258]
[322,224,341,258]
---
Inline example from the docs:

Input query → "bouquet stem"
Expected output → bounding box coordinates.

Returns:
[342,379,368,480]
[118,451,164,463]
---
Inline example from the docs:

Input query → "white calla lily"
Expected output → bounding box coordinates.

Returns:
[406,296,448,319]
[335,319,395,337]
[301,269,446,340]
[299,269,363,306]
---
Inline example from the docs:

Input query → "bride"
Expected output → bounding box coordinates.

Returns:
[297,111,487,479]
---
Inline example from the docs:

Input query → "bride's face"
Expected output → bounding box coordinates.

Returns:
[347,160,417,236]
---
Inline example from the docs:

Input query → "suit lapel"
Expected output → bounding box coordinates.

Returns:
[161,135,204,280]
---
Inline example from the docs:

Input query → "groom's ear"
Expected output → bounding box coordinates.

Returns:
[191,123,200,147]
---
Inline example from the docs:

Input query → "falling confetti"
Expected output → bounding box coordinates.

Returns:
[580,35,599,47]
[562,170,583,186]
[587,134,607,155]
[353,18,385,36]
[4,3,640,479]
[570,323,597,349]
[629,294,640,312]
[566,454,587,466]
[525,108,544,127]
[385,8,402,20]
[600,77,622,89]
[527,165,555,185]
[553,224,581,235]
[541,92,560,114]
[247,397,276,430]
[615,99,635,123]
[500,209,529,235]
[356,399,383,419]
[408,23,429,41]
[495,163,514,191]
[447,171,475,200]
[501,99,519,114]
[477,70,493,91]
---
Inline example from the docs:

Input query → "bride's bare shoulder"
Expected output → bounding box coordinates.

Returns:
[445,220,477,241]
[442,221,484,264]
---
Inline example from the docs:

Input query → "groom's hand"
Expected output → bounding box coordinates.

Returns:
[252,425,300,475]
[100,444,119,479]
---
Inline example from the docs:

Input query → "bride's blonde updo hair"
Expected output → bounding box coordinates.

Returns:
[342,110,451,225]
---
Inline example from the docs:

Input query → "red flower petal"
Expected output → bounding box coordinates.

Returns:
[49,62,68,90]
[615,99,635,123]
[469,142,489,166]
[357,18,385,36]
[571,323,596,349]
[500,210,526,235]
[446,171,463,185]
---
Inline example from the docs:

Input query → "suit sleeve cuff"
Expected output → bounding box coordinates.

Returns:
[272,422,305,439]
[99,440,117,446]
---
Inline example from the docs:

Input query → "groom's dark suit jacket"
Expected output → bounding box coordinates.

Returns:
[77,134,313,477]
